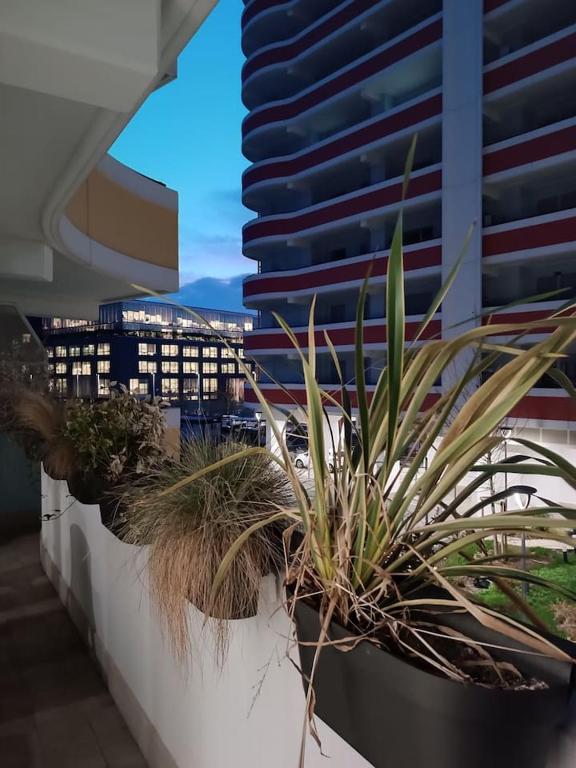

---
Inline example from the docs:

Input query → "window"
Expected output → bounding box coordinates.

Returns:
[138,343,156,356]
[182,378,198,396]
[55,346,67,357]
[55,362,67,375]
[162,361,179,374]
[48,364,54,374]
[53,379,67,395]
[221,362,236,374]
[69,346,81,357]
[237,347,244,358]
[203,346,218,359]
[97,343,110,356]
[139,360,157,374]
[97,378,110,396]
[162,344,178,357]
[244,318,254,332]
[129,379,149,395]
[203,377,218,394]
[97,360,110,374]
[221,347,235,359]
[182,345,198,357]
[72,361,91,375]
[203,362,218,374]
[183,361,199,374]
[83,344,95,356]
[47,348,54,358]
[161,378,179,395]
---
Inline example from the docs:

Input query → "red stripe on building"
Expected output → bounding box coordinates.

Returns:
[243,170,441,243]
[243,19,442,137]
[243,245,441,298]
[244,0,387,80]
[484,32,576,94]
[484,125,576,176]
[242,0,290,27]
[509,396,576,421]
[483,215,576,257]
[484,0,511,12]
[245,386,440,411]
[483,307,574,334]
[245,319,440,351]
[244,94,442,189]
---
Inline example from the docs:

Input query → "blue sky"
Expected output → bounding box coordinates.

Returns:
[112,0,252,309]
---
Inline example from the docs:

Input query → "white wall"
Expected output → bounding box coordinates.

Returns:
[40,473,371,768]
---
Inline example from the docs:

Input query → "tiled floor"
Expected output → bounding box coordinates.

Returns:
[0,531,147,768]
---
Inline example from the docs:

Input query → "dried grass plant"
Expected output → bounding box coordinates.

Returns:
[119,439,293,663]
[15,390,77,479]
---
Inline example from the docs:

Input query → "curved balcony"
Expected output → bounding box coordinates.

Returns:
[242,0,335,58]
[242,0,441,109]
[243,165,442,254]
[484,24,576,97]
[509,390,576,423]
[243,91,442,206]
[243,240,441,305]
[483,208,576,262]
[484,0,511,12]
[245,314,440,356]
[242,15,443,147]
[483,118,576,179]
[60,155,178,292]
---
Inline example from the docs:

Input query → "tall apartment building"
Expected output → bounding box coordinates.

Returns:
[41,301,254,413]
[241,0,576,450]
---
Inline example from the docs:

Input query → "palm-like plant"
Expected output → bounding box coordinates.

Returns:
[204,153,576,683]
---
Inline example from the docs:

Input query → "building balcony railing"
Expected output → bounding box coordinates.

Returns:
[483,207,576,261]
[242,14,442,143]
[243,165,442,251]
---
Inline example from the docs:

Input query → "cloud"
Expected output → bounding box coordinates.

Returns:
[165,274,252,313]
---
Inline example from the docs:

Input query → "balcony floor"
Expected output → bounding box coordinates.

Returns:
[0,532,146,768]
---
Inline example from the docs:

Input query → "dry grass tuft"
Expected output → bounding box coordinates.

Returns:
[119,439,293,664]
[552,601,576,641]
[14,391,77,479]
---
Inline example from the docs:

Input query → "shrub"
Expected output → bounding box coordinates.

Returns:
[119,439,293,662]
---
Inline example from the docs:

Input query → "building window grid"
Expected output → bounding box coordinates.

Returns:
[203,346,218,359]
[182,346,199,358]
[138,343,156,356]
[161,344,178,357]
[82,344,95,356]
[162,361,180,374]
[183,361,199,374]
[161,378,180,395]
[139,360,157,374]
[202,362,218,374]
[97,343,110,356]
[97,360,110,374]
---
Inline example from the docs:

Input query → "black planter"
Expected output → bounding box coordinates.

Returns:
[67,472,103,506]
[295,600,575,768]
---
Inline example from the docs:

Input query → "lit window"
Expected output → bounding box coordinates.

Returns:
[244,318,253,331]
[47,348,54,358]
[221,347,235,359]
[162,344,178,357]
[71,361,90,375]
[221,363,236,374]
[183,361,199,374]
[129,379,149,395]
[139,360,157,374]
[53,379,67,395]
[48,364,54,374]
[182,346,198,357]
[97,360,110,374]
[182,378,198,395]
[55,362,67,375]
[69,346,81,357]
[97,343,110,356]
[55,346,67,357]
[161,378,179,395]
[203,362,217,374]
[97,378,110,396]
[203,346,218,359]
[138,343,156,356]
[83,344,95,356]
[162,361,179,374]
[203,377,218,394]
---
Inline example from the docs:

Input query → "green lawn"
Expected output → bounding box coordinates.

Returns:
[444,544,576,636]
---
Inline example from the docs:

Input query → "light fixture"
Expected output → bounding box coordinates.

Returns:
[499,425,512,440]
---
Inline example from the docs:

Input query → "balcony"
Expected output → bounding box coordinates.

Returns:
[243,95,442,213]
[242,0,335,58]
[243,165,442,255]
[242,15,443,161]
[242,0,442,109]
[483,207,576,262]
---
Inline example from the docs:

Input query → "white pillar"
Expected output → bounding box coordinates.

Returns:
[441,0,483,390]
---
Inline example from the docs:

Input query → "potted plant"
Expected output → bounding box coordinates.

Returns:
[204,203,576,765]
[63,388,166,533]
[118,438,293,663]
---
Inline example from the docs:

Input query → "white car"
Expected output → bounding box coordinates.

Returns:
[293,449,338,471]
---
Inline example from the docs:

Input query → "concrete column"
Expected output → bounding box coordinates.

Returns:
[441,0,483,390]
